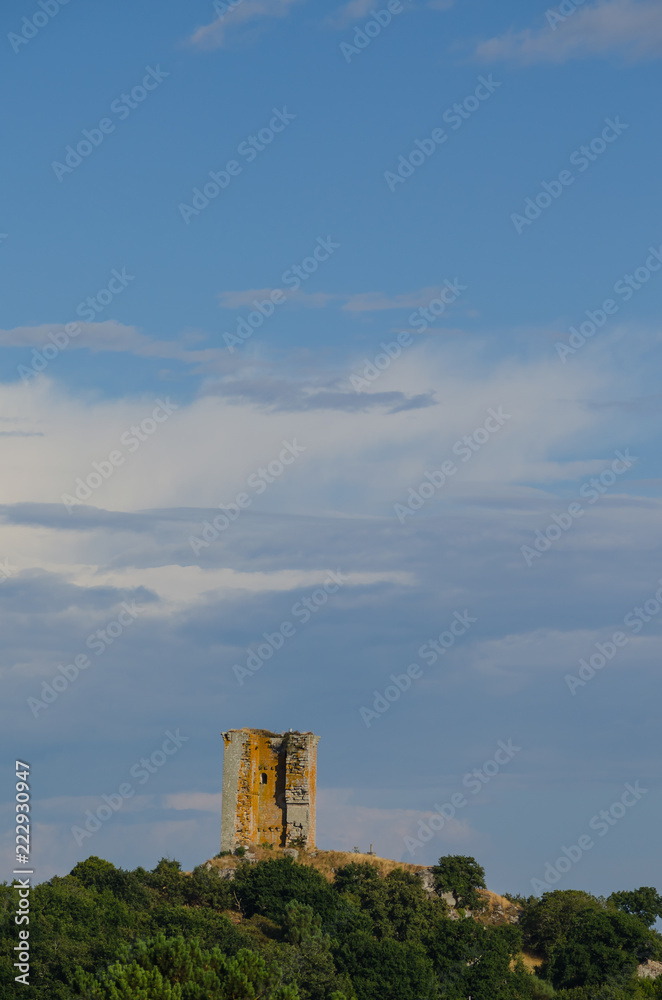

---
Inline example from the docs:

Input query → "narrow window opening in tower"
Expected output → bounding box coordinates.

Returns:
[260,773,267,784]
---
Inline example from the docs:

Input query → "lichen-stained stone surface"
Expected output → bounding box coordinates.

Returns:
[220,728,319,852]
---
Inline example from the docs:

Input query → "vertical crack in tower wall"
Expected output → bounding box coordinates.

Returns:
[220,729,319,852]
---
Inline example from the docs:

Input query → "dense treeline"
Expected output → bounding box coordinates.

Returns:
[1,853,661,999]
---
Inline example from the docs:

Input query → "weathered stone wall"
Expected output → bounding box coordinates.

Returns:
[221,729,319,852]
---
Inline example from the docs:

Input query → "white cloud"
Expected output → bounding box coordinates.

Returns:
[39,564,414,612]
[475,0,662,65]
[2,323,658,882]
[0,342,624,519]
[163,791,222,812]
[189,0,303,50]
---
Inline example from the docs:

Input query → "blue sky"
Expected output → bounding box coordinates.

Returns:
[2,0,662,899]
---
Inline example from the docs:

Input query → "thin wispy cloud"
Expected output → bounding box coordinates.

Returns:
[216,285,465,315]
[201,374,437,412]
[218,286,459,313]
[218,288,338,309]
[327,0,452,29]
[326,0,376,29]
[342,287,449,312]
[189,0,303,50]
[0,321,241,374]
[475,0,662,64]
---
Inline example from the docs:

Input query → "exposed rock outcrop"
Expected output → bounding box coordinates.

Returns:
[638,960,662,979]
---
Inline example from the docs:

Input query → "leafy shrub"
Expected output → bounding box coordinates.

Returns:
[233,857,337,925]
[431,855,487,910]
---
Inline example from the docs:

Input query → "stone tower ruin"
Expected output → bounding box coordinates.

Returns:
[220,728,319,852]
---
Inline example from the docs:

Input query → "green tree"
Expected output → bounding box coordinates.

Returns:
[521,891,658,990]
[332,863,446,943]
[144,858,189,906]
[464,924,522,1000]
[76,933,300,1000]
[283,900,328,949]
[233,857,337,925]
[0,873,154,999]
[276,901,349,1000]
[509,957,556,999]
[333,931,439,1000]
[608,888,662,929]
[425,917,526,1000]
[185,864,235,910]
[383,868,441,942]
[520,890,599,960]
[431,855,487,910]
[555,984,661,999]
[0,858,250,1000]
[332,864,389,938]
[70,856,153,907]
[5,851,660,1000]
[70,856,119,890]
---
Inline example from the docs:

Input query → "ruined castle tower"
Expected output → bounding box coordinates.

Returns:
[220,729,319,852]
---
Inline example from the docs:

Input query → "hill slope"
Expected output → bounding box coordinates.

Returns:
[205,845,522,926]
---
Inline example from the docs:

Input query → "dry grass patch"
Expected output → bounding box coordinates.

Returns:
[519,951,543,972]
[206,846,424,881]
